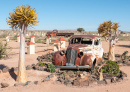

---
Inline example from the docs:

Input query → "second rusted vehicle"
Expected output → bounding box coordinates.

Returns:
[52,35,104,70]
[46,29,74,37]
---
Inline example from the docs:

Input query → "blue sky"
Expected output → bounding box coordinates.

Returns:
[0,0,130,31]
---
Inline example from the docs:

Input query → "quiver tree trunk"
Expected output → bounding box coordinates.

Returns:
[16,25,27,83]
[108,40,115,61]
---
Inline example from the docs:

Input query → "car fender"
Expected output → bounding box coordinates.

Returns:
[81,54,95,67]
[52,51,67,66]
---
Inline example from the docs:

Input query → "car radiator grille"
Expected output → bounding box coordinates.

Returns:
[66,49,77,66]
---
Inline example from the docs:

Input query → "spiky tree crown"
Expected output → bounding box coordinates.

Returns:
[7,5,39,29]
[98,21,120,37]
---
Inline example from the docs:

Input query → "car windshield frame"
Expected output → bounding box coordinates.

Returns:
[70,37,93,45]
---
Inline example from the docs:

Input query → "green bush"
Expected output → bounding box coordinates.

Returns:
[48,63,55,73]
[101,60,120,76]
[39,62,45,66]
[0,41,8,59]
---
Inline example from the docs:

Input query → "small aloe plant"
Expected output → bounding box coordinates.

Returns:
[48,63,55,73]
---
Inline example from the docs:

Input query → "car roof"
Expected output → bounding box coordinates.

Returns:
[70,35,100,39]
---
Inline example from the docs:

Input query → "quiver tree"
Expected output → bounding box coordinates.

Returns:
[98,21,120,61]
[7,5,39,83]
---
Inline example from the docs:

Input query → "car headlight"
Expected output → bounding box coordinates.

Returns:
[78,52,84,58]
[60,50,65,56]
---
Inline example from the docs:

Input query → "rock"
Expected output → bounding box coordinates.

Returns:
[80,74,85,79]
[103,53,108,58]
[26,65,32,70]
[41,55,45,59]
[14,83,25,86]
[64,83,72,86]
[37,56,41,61]
[111,77,116,83]
[58,77,64,83]
[116,77,123,82]
[115,54,121,57]
[50,75,57,81]
[39,59,44,62]
[64,80,72,86]
[34,66,39,70]
[75,71,81,77]
[1,83,9,88]
[80,76,88,81]
[103,73,113,79]
[32,64,35,67]
[59,74,64,79]
[44,76,50,82]
[83,71,87,76]
[80,81,89,86]
[48,74,54,78]
[117,71,127,81]
[39,67,45,71]
[73,79,89,86]
[34,81,39,85]
[73,80,80,86]
[89,80,97,85]
[2,67,9,73]
[0,70,2,73]
[32,64,36,69]
[105,78,111,84]
[97,80,107,85]
[127,63,130,66]
[67,71,74,75]
[122,72,127,77]
[64,74,70,80]
[24,81,34,86]
[55,68,60,73]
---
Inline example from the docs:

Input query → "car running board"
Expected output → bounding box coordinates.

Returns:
[54,65,90,69]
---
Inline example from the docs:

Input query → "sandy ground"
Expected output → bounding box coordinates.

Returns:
[0,40,130,92]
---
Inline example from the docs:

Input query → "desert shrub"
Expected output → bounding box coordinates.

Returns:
[39,62,45,66]
[35,39,45,43]
[122,51,128,56]
[101,60,120,76]
[118,35,130,41]
[121,51,129,60]
[0,41,8,59]
[10,35,17,40]
[0,33,7,38]
[25,38,30,42]
[47,63,55,73]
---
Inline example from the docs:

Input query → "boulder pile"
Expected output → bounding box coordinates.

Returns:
[37,53,54,62]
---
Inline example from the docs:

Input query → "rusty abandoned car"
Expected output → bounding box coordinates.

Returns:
[52,35,104,70]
